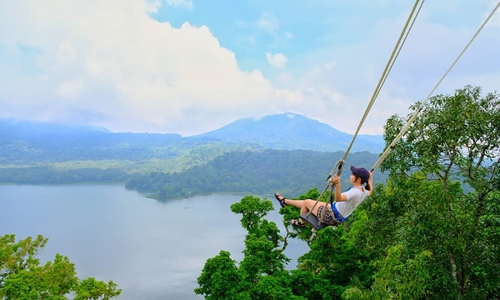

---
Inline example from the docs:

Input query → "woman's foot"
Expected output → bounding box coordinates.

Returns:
[290,218,306,228]
[274,193,287,208]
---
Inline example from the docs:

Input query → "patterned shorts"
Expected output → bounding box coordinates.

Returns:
[317,205,341,225]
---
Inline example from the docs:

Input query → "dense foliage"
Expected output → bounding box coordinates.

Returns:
[195,85,500,299]
[0,166,129,184]
[126,150,385,200]
[0,148,385,200]
[0,142,262,183]
[0,235,121,299]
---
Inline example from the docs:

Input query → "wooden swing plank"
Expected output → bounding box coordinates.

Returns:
[300,213,329,230]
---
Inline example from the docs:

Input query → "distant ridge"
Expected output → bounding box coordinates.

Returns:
[193,112,384,153]
[0,114,386,189]
[0,113,385,154]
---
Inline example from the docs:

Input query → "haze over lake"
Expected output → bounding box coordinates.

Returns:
[0,184,309,299]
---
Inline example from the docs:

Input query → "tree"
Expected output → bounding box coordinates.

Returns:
[0,234,121,299]
[196,195,302,300]
[194,250,244,300]
[195,85,500,300]
[196,193,374,300]
[344,245,432,300]
[365,85,500,299]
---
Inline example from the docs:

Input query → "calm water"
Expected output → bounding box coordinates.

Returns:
[0,184,309,299]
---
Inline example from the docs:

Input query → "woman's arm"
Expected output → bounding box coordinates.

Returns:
[332,175,347,201]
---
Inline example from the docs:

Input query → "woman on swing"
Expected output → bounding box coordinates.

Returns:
[275,165,373,227]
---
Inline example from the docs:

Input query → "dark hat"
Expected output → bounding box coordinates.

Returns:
[350,165,370,184]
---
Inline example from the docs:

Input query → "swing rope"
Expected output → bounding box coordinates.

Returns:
[342,0,425,165]
[371,0,500,172]
[306,0,425,223]
[307,0,500,231]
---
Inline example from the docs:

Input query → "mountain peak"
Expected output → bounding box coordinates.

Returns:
[195,113,384,153]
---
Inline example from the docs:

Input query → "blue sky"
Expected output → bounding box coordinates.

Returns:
[0,0,499,135]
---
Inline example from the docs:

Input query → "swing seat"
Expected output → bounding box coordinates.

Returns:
[300,213,330,230]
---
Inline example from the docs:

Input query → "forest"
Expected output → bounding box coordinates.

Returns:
[195,86,500,299]
[125,150,387,200]
[0,148,386,200]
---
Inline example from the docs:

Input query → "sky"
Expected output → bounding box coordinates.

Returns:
[0,0,499,136]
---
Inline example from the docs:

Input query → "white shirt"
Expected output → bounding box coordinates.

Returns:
[334,186,370,218]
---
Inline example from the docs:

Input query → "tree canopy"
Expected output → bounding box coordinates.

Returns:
[0,234,121,300]
[195,85,500,299]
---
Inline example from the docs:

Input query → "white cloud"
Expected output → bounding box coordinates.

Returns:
[266,52,288,68]
[0,0,294,135]
[0,1,498,138]
[56,77,85,100]
[271,2,500,135]
[256,13,279,33]
[165,0,193,10]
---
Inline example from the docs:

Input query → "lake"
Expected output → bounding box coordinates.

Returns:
[0,184,309,299]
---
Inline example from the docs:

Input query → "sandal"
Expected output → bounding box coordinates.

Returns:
[274,193,287,208]
[290,218,306,228]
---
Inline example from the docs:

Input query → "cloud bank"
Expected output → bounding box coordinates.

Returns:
[0,0,498,136]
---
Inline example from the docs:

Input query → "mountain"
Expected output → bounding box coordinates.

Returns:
[0,113,384,166]
[193,113,384,153]
[0,115,387,192]
[0,118,181,144]
[0,118,186,163]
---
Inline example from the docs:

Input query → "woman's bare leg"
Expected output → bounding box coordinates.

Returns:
[285,199,320,215]
[283,199,305,209]
[304,199,322,216]
[276,193,324,216]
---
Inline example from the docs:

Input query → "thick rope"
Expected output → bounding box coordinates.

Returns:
[307,0,424,223]
[371,0,425,109]
[340,0,423,166]
[372,0,500,171]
